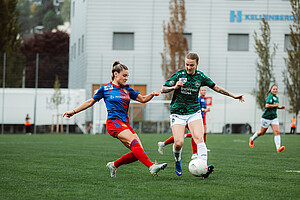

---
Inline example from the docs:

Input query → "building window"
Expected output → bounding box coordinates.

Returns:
[71,45,73,61]
[73,43,76,59]
[72,1,75,17]
[228,34,249,51]
[81,35,84,53]
[284,34,291,52]
[183,33,192,50]
[78,38,81,56]
[113,32,134,50]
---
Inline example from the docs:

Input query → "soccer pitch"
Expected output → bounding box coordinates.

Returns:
[0,134,299,200]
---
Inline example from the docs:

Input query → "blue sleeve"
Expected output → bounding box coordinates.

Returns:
[128,87,139,100]
[92,86,104,102]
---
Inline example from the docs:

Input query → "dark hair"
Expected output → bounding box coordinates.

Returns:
[186,53,199,63]
[111,61,128,81]
[265,84,278,98]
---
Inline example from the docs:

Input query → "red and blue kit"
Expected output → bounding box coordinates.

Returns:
[199,96,207,125]
[92,82,139,137]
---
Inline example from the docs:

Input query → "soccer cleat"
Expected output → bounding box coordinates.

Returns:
[175,160,182,176]
[149,163,167,176]
[191,154,198,160]
[106,162,117,178]
[249,137,254,148]
[277,146,285,153]
[158,142,164,155]
[202,164,214,179]
[207,149,211,152]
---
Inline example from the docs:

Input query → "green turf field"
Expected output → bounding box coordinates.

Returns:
[0,134,299,200]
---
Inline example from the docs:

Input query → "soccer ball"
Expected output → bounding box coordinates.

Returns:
[188,158,207,177]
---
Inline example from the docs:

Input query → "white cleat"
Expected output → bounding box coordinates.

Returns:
[106,162,117,178]
[149,163,167,176]
[158,142,164,155]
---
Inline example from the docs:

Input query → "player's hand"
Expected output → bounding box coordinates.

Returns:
[234,94,244,102]
[174,80,183,89]
[279,105,286,109]
[152,91,160,96]
[63,111,75,118]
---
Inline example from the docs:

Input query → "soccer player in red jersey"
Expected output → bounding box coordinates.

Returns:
[157,87,210,159]
[63,61,167,177]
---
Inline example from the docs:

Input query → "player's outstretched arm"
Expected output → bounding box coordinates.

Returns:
[63,98,97,118]
[212,85,244,102]
[135,91,159,103]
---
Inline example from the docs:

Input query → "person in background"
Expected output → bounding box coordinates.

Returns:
[25,114,31,134]
[249,84,286,152]
[290,116,296,134]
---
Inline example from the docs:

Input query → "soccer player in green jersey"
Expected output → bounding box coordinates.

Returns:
[161,53,244,178]
[249,84,286,152]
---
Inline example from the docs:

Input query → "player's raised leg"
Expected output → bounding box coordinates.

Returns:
[249,126,267,148]
[157,136,175,155]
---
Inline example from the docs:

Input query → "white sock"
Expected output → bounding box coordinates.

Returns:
[161,142,166,147]
[173,144,182,161]
[274,135,281,149]
[197,142,207,165]
[252,132,259,141]
[184,134,187,138]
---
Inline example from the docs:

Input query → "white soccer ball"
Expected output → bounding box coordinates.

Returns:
[188,158,207,177]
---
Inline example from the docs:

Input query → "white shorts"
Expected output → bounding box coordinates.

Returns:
[170,110,202,127]
[261,118,279,128]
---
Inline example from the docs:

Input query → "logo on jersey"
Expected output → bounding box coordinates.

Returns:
[121,124,127,127]
[123,89,128,94]
[273,97,277,101]
[169,80,175,86]
[195,81,201,88]
[104,85,113,91]
[179,78,187,84]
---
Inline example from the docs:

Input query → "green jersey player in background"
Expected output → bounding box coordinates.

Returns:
[161,53,244,178]
[249,84,286,152]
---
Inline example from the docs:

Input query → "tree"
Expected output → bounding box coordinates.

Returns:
[161,0,188,102]
[32,1,55,27]
[52,75,63,133]
[20,31,69,88]
[253,18,278,111]
[17,0,33,34]
[0,0,24,88]
[61,0,71,22]
[0,0,21,53]
[283,0,300,132]
[43,10,63,31]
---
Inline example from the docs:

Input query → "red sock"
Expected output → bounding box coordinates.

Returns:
[191,138,197,154]
[114,152,138,168]
[185,133,192,138]
[164,136,174,145]
[204,133,207,144]
[130,139,153,168]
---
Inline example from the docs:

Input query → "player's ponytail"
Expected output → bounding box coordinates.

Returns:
[111,61,128,81]
[265,84,278,99]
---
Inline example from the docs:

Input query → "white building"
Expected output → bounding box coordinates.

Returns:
[68,0,295,133]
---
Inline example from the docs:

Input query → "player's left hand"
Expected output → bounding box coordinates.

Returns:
[279,105,286,109]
